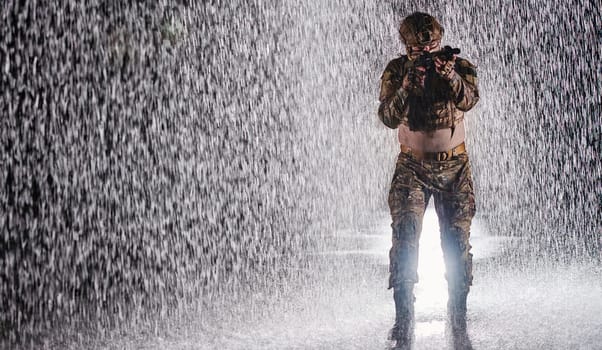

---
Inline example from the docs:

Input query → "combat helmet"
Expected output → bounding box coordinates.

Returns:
[399,12,444,46]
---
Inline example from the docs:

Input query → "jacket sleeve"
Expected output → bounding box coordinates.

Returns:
[377,62,408,129]
[448,58,480,112]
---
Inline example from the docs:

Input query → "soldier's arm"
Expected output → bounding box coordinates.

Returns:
[378,62,409,129]
[447,59,480,111]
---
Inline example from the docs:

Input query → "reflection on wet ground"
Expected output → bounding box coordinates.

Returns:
[62,207,602,350]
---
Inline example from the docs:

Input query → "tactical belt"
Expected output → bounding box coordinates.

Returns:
[400,142,466,161]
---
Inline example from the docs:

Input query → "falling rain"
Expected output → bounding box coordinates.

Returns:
[1,0,600,349]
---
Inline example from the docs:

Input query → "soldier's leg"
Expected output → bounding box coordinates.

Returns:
[388,155,430,345]
[433,157,476,332]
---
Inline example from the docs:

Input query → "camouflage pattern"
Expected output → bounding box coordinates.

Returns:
[387,151,476,292]
[378,55,479,132]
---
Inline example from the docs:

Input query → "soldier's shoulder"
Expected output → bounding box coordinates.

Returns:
[456,57,477,68]
[384,55,409,72]
[455,57,478,77]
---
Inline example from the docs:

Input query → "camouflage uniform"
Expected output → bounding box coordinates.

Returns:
[378,55,479,132]
[377,12,479,344]
[387,151,476,291]
[379,54,479,292]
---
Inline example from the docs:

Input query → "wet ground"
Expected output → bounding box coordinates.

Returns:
[38,206,602,350]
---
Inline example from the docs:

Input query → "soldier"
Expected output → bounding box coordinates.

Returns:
[378,12,479,349]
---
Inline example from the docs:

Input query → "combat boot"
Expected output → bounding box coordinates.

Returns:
[389,284,415,349]
[447,289,473,349]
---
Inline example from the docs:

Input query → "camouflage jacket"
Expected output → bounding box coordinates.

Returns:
[378,55,479,131]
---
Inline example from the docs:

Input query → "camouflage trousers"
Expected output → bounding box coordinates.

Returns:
[388,150,476,293]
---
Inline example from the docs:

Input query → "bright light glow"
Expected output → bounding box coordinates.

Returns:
[415,204,448,312]
[415,320,445,337]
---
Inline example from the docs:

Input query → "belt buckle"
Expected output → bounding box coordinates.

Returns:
[436,151,450,161]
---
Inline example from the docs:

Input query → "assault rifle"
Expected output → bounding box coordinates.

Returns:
[414,45,461,71]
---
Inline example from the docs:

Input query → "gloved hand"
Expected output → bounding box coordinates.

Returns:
[434,56,456,80]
